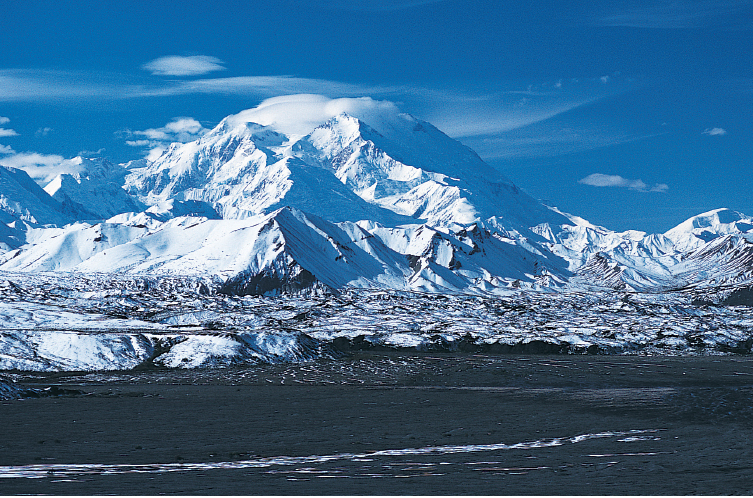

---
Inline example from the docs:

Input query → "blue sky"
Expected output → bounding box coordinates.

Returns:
[0,0,751,233]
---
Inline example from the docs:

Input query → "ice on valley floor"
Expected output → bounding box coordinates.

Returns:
[1,278,752,371]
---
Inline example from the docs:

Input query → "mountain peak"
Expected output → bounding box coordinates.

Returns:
[664,208,753,250]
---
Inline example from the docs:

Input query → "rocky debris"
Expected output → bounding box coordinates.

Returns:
[1,272,753,372]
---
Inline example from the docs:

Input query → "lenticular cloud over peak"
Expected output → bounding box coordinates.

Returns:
[227,94,404,136]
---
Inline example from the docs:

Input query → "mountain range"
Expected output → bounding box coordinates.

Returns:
[1,104,752,297]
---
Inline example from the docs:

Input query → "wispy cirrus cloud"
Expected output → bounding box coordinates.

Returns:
[0,70,392,102]
[579,173,668,192]
[0,68,637,160]
[0,70,133,101]
[702,127,727,136]
[142,55,226,77]
[137,75,398,99]
[425,98,596,139]
[466,127,656,160]
[326,0,447,11]
[417,77,631,139]
[590,0,753,29]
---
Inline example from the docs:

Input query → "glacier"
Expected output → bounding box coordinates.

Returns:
[2,274,753,373]
[1,96,752,371]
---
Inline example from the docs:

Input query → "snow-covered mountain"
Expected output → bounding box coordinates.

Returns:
[44,157,143,220]
[0,99,751,296]
[569,208,753,292]
[0,165,75,251]
[0,165,72,229]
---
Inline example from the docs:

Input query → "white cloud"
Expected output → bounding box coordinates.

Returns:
[420,77,630,139]
[0,144,14,154]
[0,116,9,124]
[228,94,402,136]
[35,127,52,137]
[580,173,645,189]
[600,75,610,84]
[702,127,727,136]
[127,117,207,143]
[146,146,167,162]
[157,117,205,137]
[579,173,668,193]
[125,139,152,147]
[0,128,18,137]
[0,152,75,184]
[429,99,595,138]
[121,117,209,160]
[142,56,226,76]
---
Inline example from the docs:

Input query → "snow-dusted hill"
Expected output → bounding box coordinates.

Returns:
[0,97,751,296]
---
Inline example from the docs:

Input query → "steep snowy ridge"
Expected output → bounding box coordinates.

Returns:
[124,121,289,213]
[41,158,141,221]
[0,166,72,229]
[674,234,753,288]
[294,114,480,225]
[295,113,569,230]
[0,207,412,293]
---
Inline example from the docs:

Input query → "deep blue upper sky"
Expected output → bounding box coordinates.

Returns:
[1,0,751,233]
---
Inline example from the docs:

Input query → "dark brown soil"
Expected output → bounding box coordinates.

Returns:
[2,354,753,495]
